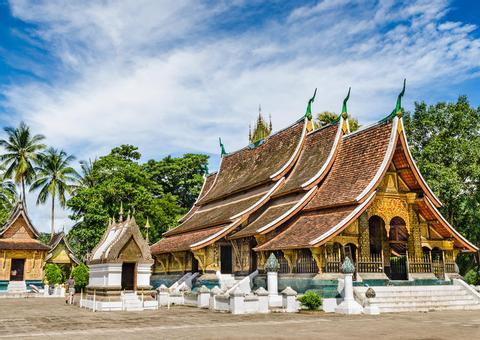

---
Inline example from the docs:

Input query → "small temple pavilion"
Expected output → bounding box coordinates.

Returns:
[45,231,80,278]
[0,201,50,292]
[150,85,478,291]
[87,212,153,296]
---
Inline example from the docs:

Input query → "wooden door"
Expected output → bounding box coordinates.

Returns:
[10,259,25,281]
[121,263,136,290]
[220,245,232,274]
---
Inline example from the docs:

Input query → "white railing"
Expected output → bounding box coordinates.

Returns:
[226,270,259,295]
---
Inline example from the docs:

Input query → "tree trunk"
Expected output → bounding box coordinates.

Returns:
[51,193,55,239]
[21,177,27,209]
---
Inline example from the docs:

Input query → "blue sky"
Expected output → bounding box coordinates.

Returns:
[0,0,479,232]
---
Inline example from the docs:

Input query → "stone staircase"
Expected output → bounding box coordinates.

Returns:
[217,273,242,291]
[7,281,27,294]
[355,282,480,313]
[122,292,143,311]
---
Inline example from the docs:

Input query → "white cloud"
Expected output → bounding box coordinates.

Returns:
[2,0,480,232]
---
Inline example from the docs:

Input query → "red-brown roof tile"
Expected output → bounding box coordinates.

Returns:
[275,123,339,196]
[255,205,357,251]
[198,120,304,204]
[305,121,393,209]
[164,184,274,236]
[0,239,50,251]
[151,225,226,254]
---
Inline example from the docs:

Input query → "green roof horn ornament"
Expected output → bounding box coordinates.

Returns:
[341,87,351,119]
[219,137,226,157]
[305,88,317,120]
[394,78,406,117]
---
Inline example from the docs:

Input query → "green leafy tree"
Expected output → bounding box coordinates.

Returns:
[44,263,64,285]
[404,96,480,272]
[30,148,78,237]
[67,145,187,257]
[71,263,89,289]
[143,153,209,209]
[0,122,46,206]
[316,111,360,132]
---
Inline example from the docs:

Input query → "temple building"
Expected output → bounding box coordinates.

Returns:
[87,212,154,296]
[0,201,50,292]
[150,86,478,292]
[46,231,80,278]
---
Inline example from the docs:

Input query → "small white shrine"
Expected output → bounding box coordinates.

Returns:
[81,210,158,311]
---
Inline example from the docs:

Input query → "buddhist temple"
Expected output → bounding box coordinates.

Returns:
[0,201,50,292]
[87,212,154,296]
[45,231,80,278]
[150,86,478,293]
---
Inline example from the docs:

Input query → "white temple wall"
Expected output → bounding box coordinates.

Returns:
[88,263,122,288]
[137,263,152,288]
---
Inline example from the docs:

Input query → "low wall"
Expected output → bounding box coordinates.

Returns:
[150,273,183,289]
[253,275,340,298]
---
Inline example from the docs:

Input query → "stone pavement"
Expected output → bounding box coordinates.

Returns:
[0,297,479,339]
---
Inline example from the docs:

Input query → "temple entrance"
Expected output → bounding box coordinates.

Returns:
[368,216,385,255]
[121,262,136,290]
[192,254,199,273]
[388,217,408,280]
[10,259,25,281]
[220,245,232,274]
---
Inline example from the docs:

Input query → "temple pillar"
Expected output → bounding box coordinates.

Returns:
[282,250,298,274]
[406,193,422,258]
[309,247,324,274]
[358,212,370,258]
[193,249,207,272]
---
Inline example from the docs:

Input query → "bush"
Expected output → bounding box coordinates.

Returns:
[298,291,322,310]
[44,264,64,285]
[71,263,89,289]
[464,268,480,285]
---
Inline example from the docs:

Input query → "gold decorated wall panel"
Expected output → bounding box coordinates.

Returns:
[0,250,46,281]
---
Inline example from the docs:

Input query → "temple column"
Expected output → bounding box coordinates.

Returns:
[358,212,370,258]
[282,250,298,274]
[406,193,422,258]
[310,247,324,274]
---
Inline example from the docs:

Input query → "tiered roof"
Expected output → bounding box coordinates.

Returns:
[46,231,80,264]
[151,98,478,255]
[89,214,153,265]
[0,201,50,251]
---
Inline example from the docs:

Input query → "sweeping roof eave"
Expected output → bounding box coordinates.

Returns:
[196,117,307,204]
[422,196,478,252]
[254,191,376,252]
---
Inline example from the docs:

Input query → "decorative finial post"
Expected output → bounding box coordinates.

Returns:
[219,137,227,157]
[145,218,151,244]
[119,202,124,222]
[394,78,406,117]
[305,88,317,120]
[335,257,363,314]
[265,253,282,306]
[341,87,351,118]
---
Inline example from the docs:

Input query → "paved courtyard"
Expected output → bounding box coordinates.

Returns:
[0,298,479,339]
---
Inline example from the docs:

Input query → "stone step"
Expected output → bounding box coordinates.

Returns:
[379,303,480,313]
[367,290,470,299]
[374,298,478,307]
[358,285,461,292]
[370,295,476,304]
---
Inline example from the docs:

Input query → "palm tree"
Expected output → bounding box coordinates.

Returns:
[0,164,17,213]
[0,122,46,206]
[77,159,96,189]
[30,148,78,236]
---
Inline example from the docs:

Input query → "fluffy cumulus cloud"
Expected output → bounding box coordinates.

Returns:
[1,0,480,231]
